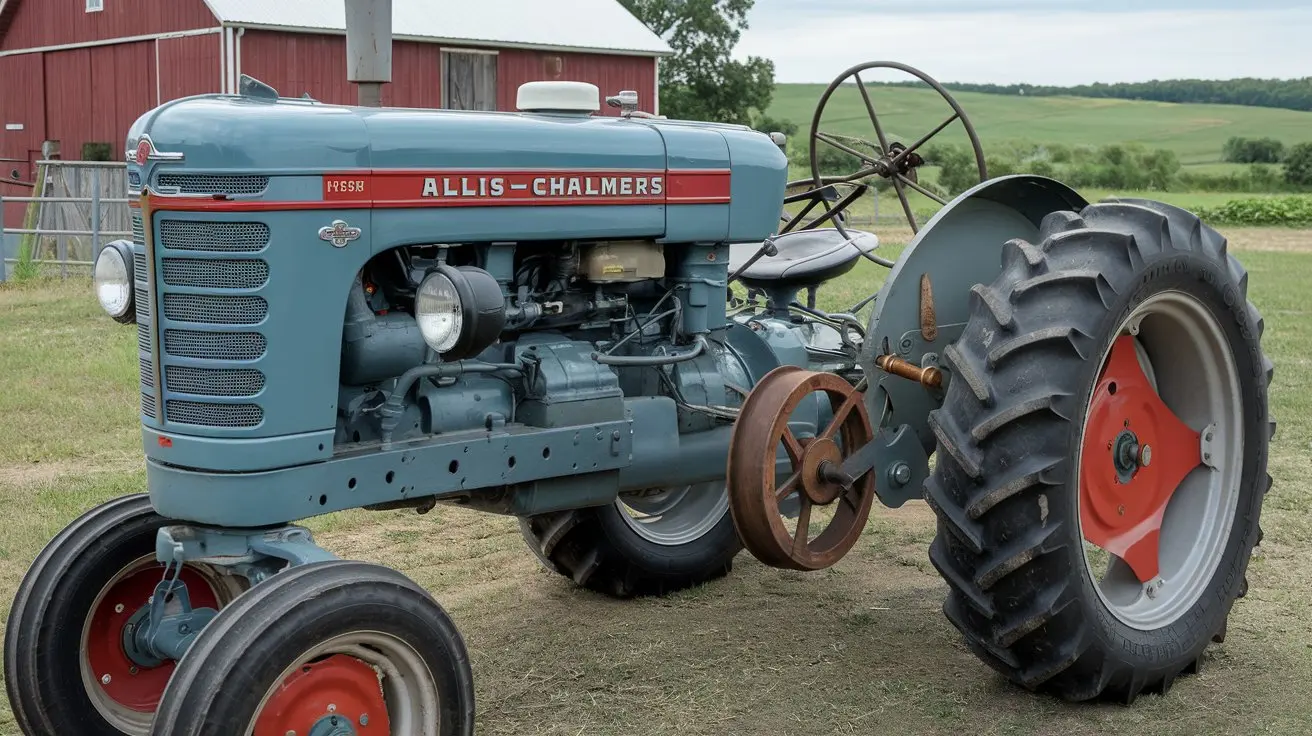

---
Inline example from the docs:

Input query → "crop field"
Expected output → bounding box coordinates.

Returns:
[0,224,1310,735]
[767,84,1312,167]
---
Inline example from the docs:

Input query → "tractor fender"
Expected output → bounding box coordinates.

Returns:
[860,175,1088,505]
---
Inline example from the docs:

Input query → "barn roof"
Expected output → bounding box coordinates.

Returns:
[203,0,673,57]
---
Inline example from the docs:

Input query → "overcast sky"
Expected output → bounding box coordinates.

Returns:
[735,1,1311,85]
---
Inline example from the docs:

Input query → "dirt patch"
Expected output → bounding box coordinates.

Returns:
[0,456,141,488]
[1220,228,1312,254]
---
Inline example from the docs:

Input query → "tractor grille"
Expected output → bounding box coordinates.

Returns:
[164,330,267,361]
[162,294,268,325]
[161,258,269,290]
[138,216,271,431]
[165,400,263,428]
[159,221,269,253]
[156,173,269,196]
[164,366,265,397]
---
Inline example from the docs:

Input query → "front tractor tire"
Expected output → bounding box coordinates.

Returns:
[519,483,741,598]
[4,494,246,736]
[926,199,1273,703]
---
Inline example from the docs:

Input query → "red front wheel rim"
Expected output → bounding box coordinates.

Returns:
[80,556,229,731]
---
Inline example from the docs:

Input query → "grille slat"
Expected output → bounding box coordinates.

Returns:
[164,330,266,361]
[161,258,269,290]
[166,400,263,428]
[156,174,269,196]
[162,294,267,325]
[160,221,269,253]
[165,366,265,397]
[133,210,155,421]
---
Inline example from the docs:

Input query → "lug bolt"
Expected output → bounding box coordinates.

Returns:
[114,604,125,614]
[285,731,297,736]
[1117,504,1125,516]
[327,703,337,713]
[101,674,112,685]
[360,714,370,726]
[129,666,139,675]
[889,463,912,487]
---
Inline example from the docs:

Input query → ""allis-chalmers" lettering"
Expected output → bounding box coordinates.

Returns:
[419,175,664,199]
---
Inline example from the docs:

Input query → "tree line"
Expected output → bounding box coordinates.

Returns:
[868,78,1312,113]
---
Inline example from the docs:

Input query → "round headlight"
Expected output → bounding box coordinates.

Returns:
[415,271,464,353]
[413,265,507,361]
[93,243,134,320]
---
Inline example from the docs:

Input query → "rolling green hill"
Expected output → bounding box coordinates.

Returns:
[766,84,1312,166]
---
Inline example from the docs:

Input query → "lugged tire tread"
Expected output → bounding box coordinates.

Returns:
[926,198,1273,702]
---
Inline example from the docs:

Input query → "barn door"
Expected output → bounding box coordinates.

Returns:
[442,51,497,111]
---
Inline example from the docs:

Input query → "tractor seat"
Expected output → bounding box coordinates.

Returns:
[729,228,879,293]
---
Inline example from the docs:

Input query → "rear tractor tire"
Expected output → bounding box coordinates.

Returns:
[519,482,741,598]
[926,199,1273,702]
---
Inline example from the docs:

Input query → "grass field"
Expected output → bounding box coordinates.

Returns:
[767,84,1312,167]
[2,227,1311,734]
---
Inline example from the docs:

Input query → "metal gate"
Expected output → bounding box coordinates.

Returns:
[1,160,130,281]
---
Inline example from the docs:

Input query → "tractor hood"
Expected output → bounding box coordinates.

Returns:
[124,85,788,244]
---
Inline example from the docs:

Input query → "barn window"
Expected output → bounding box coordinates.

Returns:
[86,0,104,12]
[441,50,498,111]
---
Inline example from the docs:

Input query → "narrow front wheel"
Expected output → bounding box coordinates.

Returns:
[150,560,474,736]
[4,494,245,736]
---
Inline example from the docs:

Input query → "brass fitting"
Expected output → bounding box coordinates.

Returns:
[874,355,942,389]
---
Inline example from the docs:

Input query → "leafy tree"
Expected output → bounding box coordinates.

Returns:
[751,114,797,138]
[619,0,775,125]
[1224,137,1286,164]
[1284,143,1312,186]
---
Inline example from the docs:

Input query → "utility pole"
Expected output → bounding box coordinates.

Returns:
[345,0,393,107]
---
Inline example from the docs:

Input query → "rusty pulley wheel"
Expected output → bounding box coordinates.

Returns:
[727,366,876,571]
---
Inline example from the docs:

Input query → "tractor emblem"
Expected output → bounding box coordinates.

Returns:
[318,219,361,248]
[128,135,184,165]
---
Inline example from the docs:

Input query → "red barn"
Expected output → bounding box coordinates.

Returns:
[0,0,671,226]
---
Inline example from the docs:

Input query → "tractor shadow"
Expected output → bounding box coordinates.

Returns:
[316,501,1304,736]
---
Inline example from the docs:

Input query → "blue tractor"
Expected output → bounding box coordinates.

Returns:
[4,62,1273,735]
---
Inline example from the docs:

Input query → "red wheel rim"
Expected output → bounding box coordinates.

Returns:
[253,654,392,736]
[1079,335,1202,583]
[84,562,222,712]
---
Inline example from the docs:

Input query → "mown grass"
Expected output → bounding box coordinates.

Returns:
[1,229,1311,734]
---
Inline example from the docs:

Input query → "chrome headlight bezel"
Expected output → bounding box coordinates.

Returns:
[414,264,507,361]
[93,240,136,323]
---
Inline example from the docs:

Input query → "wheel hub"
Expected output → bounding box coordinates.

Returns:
[253,654,389,736]
[84,563,221,714]
[800,437,844,505]
[1080,335,1202,584]
[1111,429,1151,481]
